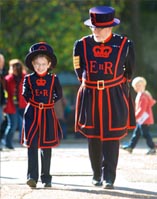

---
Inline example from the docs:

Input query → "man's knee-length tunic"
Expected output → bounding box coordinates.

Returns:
[73,34,136,140]
[21,72,62,148]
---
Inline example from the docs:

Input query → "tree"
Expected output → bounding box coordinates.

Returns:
[0,0,124,72]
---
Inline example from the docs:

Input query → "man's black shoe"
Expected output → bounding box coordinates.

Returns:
[104,182,114,189]
[43,182,52,187]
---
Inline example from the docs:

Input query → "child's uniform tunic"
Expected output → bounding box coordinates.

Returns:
[21,72,62,148]
[73,33,136,140]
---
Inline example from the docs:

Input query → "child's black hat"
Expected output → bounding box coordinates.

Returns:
[25,42,57,71]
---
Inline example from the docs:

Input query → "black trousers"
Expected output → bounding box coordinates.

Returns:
[88,138,119,184]
[27,146,52,184]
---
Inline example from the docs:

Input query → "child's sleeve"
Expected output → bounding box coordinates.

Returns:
[22,75,31,102]
[53,75,63,103]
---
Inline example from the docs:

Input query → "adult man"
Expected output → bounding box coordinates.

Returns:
[73,6,135,189]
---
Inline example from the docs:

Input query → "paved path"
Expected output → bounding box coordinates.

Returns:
[1,138,157,199]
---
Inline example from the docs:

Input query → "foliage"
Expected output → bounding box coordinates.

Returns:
[0,0,124,72]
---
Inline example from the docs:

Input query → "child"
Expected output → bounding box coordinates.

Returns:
[21,42,63,188]
[122,76,156,154]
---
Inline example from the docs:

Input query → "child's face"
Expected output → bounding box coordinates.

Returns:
[133,82,145,93]
[32,56,51,74]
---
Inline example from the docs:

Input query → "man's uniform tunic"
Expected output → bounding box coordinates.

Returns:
[21,72,62,148]
[73,34,136,140]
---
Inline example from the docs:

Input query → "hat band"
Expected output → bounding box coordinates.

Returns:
[92,19,114,27]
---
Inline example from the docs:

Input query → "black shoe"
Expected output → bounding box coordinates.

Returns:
[27,178,37,188]
[43,182,52,187]
[104,182,114,189]
[92,179,103,186]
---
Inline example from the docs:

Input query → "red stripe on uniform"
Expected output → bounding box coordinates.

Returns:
[114,37,127,78]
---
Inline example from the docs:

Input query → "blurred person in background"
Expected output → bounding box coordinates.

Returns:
[122,76,156,155]
[0,53,7,150]
[2,59,27,149]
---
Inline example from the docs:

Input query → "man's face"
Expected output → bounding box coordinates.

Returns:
[90,27,112,42]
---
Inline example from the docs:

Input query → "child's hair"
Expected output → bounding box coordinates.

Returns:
[132,76,147,89]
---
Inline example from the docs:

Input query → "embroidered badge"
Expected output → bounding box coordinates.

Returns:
[36,78,46,86]
[93,44,112,58]
[73,56,80,69]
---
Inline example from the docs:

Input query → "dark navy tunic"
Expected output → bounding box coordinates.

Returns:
[21,72,63,148]
[73,33,136,140]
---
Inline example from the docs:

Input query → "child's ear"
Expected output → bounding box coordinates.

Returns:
[48,62,52,68]
[32,61,35,66]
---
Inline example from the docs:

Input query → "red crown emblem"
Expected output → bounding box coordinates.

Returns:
[93,44,112,58]
[36,78,46,86]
